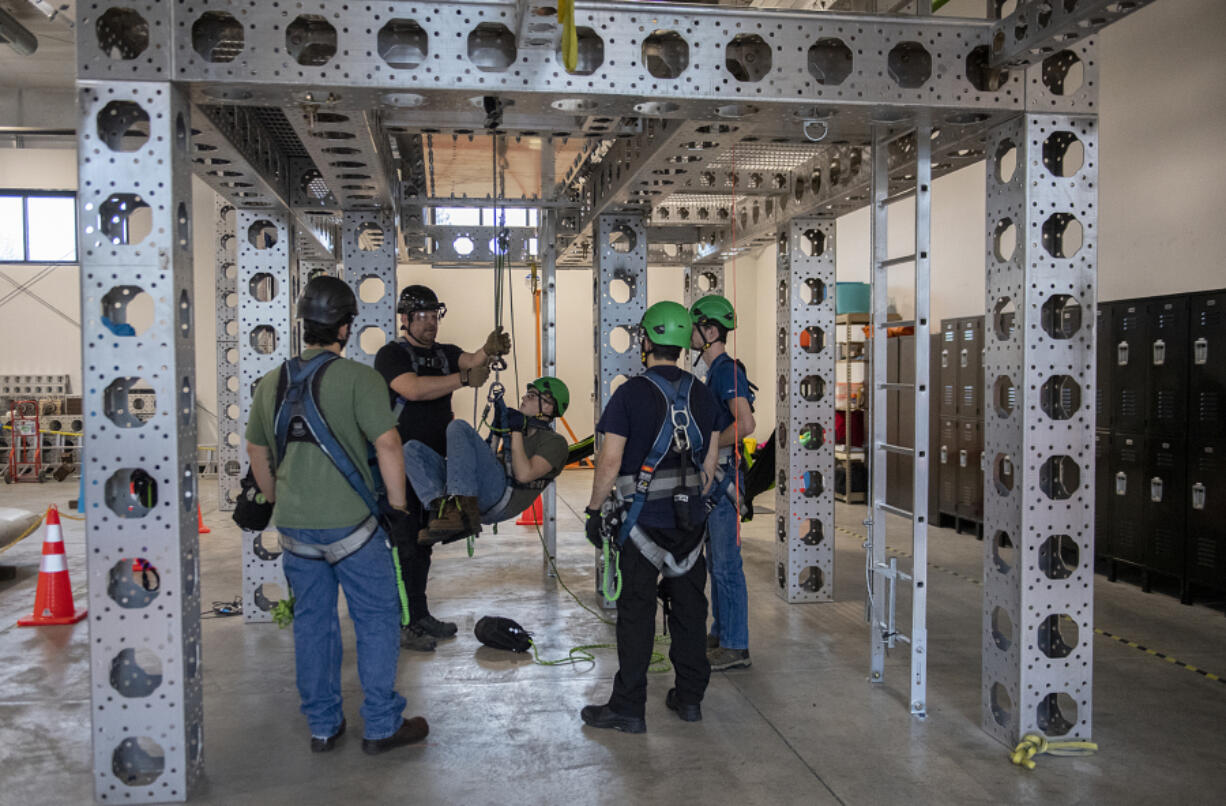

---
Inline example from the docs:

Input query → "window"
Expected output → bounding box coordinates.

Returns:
[0,191,78,264]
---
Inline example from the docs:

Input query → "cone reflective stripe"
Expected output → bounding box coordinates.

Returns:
[17,505,87,627]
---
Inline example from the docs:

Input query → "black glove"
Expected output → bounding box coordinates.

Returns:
[584,507,604,549]
[504,409,528,432]
[384,507,415,547]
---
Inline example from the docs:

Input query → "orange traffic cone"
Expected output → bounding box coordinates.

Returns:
[17,506,87,627]
[515,496,544,526]
[197,504,211,534]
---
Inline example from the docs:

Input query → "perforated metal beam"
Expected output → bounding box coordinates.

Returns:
[235,210,292,624]
[981,39,1099,747]
[215,198,241,511]
[284,107,398,214]
[77,77,204,802]
[989,0,1158,69]
[775,218,836,603]
[341,210,397,366]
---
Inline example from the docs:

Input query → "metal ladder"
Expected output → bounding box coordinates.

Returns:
[864,122,932,718]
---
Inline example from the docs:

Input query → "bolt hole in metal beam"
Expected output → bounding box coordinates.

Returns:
[101,285,154,336]
[96,101,149,152]
[110,647,164,698]
[1042,50,1084,95]
[559,26,604,75]
[378,18,429,69]
[468,23,517,72]
[286,15,337,66]
[105,468,159,519]
[726,34,771,83]
[643,30,688,79]
[107,558,160,609]
[112,736,165,788]
[96,7,148,60]
[192,10,244,63]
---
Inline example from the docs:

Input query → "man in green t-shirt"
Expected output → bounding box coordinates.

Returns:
[405,376,571,543]
[245,276,427,756]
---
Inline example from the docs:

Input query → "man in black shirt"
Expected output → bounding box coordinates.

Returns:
[581,301,724,733]
[374,284,511,651]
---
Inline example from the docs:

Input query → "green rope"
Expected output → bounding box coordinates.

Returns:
[389,542,411,627]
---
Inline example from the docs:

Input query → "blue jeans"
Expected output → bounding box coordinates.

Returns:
[281,523,406,740]
[404,420,509,522]
[706,490,749,650]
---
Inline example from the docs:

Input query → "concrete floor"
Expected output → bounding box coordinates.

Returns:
[1,471,1224,806]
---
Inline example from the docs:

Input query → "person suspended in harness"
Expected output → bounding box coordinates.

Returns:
[689,293,757,672]
[580,301,725,734]
[373,283,511,652]
[405,376,571,545]
[244,276,429,756]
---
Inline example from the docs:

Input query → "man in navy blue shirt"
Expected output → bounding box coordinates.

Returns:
[691,294,756,671]
[581,301,725,733]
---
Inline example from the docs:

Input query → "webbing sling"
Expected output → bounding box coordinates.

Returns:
[272,353,385,562]
[615,370,706,547]
[391,340,452,421]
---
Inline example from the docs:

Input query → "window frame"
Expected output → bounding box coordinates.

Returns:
[0,189,79,265]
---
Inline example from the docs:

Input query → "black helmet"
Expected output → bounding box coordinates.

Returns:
[397,284,447,318]
[297,276,357,325]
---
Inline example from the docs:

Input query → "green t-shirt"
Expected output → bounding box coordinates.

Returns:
[245,349,397,529]
[503,427,570,516]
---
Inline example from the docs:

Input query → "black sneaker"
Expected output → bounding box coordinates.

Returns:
[580,704,646,734]
[708,646,751,671]
[665,688,702,722]
[413,614,458,638]
[310,718,346,753]
[400,623,437,652]
[361,716,429,756]
[706,633,720,650]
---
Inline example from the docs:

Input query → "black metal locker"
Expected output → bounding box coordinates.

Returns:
[929,334,942,519]
[1095,303,1113,430]
[957,317,984,418]
[1185,439,1225,592]
[1111,302,1148,433]
[1107,433,1146,567]
[939,319,957,417]
[938,417,958,515]
[1094,430,1111,558]
[956,417,983,521]
[1188,292,1226,438]
[1144,436,1186,583]
[1147,296,1190,436]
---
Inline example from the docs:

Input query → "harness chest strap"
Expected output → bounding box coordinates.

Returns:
[392,340,452,419]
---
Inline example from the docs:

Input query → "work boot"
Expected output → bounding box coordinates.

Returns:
[706,633,720,650]
[413,613,458,639]
[422,497,468,545]
[361,716,430,755]
[665,688,702,722]
[707,646,751,671]
[580,704,646,734]
[309,718,346,753]
[399,622,437,652]
[456,495,483,536]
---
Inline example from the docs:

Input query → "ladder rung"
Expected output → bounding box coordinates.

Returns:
[879,254,916,267]
[877,502,913,519]
[883,186,917,205]
[880,382,913,391]
[878,442,915,456]
[878,319,916,329]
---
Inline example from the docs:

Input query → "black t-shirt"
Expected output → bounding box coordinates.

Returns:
[374,339,465,454]
[596,366,722,530]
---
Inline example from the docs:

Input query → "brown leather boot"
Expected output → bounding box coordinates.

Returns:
[421,498,468,545]
[456,496,483,536]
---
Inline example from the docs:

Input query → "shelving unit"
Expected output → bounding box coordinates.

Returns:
[835,313,869,503]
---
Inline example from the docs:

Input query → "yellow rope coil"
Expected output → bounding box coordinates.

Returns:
[1010,733,1098,770]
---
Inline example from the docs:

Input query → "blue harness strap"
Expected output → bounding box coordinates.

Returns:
[273,352,384,521]
[616,371,706,546]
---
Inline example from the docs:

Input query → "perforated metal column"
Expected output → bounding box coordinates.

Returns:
[539,207,559,575]
[78,81,203,802]
[683,264,725,381]
[593,214,647,603]
[237,210,292,623]
[981,108,1098,745]
[341,210,396,367]
[215,199,240,511]
[774,219,836,602]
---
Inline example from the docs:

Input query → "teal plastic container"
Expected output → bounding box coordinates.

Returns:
[836,282,870,314]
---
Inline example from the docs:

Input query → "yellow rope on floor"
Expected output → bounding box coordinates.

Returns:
[1010,733,1098,770]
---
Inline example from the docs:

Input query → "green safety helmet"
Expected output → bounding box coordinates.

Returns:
[528,376,569,418]
[690,294,737,331]
[639,301,692,349]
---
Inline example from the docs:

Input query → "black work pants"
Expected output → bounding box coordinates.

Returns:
[608,532,711,720]
[393,491,434,622]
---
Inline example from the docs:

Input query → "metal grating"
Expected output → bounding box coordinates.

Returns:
[247,106,311,160]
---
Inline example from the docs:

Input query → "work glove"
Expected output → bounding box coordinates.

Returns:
[384,507,415,548]
[504,409,528,433]
[483,326,511,357]
[460,362,491,388]
[584,507,604,549]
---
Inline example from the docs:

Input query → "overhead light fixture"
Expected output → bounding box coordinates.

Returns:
[0,8,38,56]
